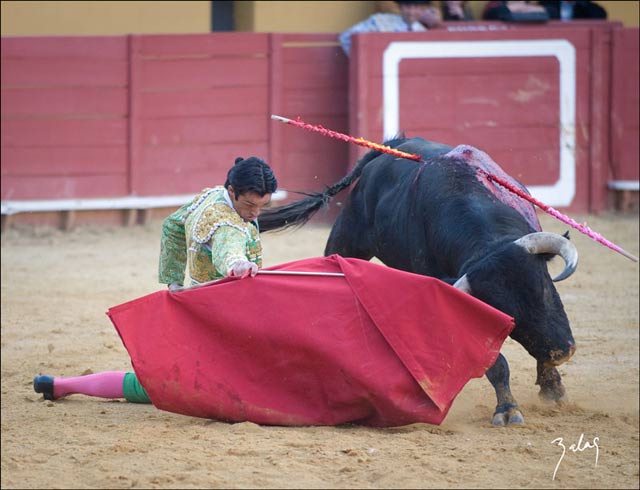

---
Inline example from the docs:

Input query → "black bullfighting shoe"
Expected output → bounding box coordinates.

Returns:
[33,375,55,400]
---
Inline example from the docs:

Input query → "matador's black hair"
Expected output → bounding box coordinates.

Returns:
[225,156,278,199]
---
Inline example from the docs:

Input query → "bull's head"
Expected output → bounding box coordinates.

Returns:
[453,232,577,366]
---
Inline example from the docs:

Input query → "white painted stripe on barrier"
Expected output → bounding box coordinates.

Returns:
[608,180,639,191]
[382,39,577,207]
[0,190,288,215]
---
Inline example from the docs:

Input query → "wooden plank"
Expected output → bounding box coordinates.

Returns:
[129,34,142,197]
[278,33,344,44]
[1,58,127,87]
[1,175,128,200]
[610,27,640,181]
[269,33,285,184]
[139,142,270,172]
[132,169,232,196]
[1,88,128,116]
[282,148,349,183]
[137,209,151,225]
[280,62,348,90]
[124,209,137,227]
[61,210,75,231]
[398,73,560,128]
[273,33,349,184]
[139,86,269,117]
[138,58,268,90]
[474,149,560,185]
[140,115,268,145]
[0,119,127,147]
[351,32,375,162]
[587,25,613,213]
[0,210,139,229]
[613,135,640,180]
[0,36,126,59]
[135,33,269,57]
[1,214,11,232]
[281,46,347,65]
[404,126,560,151]
[398,56,559,77]
[1,147,128,175]
[281,88,348,117]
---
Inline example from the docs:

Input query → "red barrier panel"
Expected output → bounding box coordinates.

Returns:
[610,27,639,182]
[269,33,349,200]
[129,33,271,196]
[1,36,129,200]
[348,21,620,213]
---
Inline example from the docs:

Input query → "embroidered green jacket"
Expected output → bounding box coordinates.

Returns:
[158,186,262,286]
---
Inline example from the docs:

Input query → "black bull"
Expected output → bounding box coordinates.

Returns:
[259,137,578,426]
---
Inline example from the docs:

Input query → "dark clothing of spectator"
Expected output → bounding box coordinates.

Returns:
[538,1,607,20]
[441,1,474,21]
[482,1,549,23]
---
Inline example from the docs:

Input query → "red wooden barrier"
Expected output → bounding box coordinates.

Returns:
[0,26,636,229]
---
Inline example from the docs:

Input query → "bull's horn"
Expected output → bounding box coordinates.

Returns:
[453,274,473,294]
[514,232,578,282]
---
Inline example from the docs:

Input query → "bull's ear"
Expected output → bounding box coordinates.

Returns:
[562,230,571,240]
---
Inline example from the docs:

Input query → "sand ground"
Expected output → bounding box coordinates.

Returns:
[1,211,638,489]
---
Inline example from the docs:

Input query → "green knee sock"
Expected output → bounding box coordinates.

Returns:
[122,372,151,404]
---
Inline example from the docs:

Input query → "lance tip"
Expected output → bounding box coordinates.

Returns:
[619,249,639,262]
[271,114,292,123]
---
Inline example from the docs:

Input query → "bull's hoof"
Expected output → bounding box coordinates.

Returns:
[491,404,525,426]
[538,385,567,404]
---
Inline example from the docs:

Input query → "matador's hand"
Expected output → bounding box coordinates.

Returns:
[229,259,258,278]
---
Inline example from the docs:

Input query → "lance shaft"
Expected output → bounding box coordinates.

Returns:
[271,115,422,162]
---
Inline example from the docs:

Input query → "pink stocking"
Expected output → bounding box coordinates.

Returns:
[53,371,126,399]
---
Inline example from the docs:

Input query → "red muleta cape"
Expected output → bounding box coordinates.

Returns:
[107,255,514,427]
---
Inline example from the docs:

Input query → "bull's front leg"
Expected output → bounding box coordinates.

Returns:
[485,353,525,426]
[324,211,373,260]
[536,362,567,403]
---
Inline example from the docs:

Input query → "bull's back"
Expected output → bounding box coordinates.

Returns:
[349,147,533,276]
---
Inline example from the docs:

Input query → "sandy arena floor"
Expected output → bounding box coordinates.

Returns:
[1,211,638,489]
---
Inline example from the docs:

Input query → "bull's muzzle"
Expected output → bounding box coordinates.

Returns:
[544,344,576,367]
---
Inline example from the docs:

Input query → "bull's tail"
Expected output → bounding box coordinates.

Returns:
[259,143,396,232]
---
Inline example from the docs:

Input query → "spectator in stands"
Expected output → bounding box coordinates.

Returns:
[339,0,442,56]
[538,1,607,20]
[441,1,475,21]
[482,1,550,22]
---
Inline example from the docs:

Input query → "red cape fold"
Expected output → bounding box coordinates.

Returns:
[107,255,514,427]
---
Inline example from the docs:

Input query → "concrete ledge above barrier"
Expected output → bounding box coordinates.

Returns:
[0,191,288,231]
[608,180,639,212]
[0,190,287,216]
